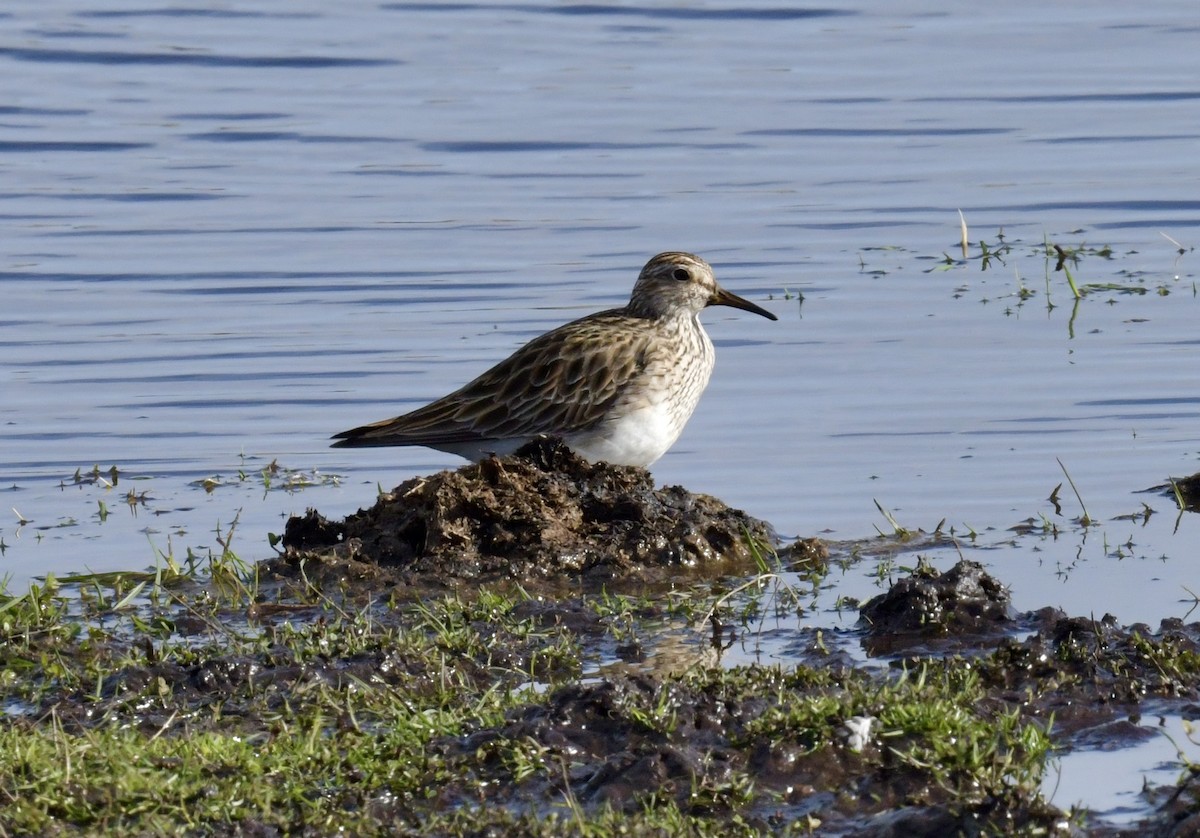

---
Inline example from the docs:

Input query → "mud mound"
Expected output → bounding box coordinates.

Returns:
[277,437,774,581]
[859,560,1013,654]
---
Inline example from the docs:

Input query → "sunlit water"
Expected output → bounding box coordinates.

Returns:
[3,0,1199,822]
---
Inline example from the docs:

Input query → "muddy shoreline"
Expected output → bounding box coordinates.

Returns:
[3,442,1199,835]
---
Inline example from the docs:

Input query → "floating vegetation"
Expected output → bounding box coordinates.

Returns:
[928,222,1192,315]
[193,458,343,495]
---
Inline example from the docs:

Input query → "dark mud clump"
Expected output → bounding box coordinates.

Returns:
[859,559,1012,655]
[1147,470,1200,512]
[983,609,1200,733]
[274,437,775,581]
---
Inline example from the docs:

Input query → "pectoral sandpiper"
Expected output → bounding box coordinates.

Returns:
[332,251,777,467]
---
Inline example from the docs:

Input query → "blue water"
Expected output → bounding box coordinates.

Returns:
[2,0,1199,821]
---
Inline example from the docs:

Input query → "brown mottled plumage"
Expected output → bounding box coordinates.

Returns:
[331,252,777,466]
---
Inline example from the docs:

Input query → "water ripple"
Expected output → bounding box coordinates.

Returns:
[0,45,396,68]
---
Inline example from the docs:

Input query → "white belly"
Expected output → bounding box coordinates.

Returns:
[566,400,684,467]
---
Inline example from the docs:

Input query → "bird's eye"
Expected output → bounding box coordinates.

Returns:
[672,268,690,281]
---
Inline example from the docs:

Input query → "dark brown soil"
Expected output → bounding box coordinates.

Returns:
[1148,470,1200,512]
[272,437,777,584]
[859,558,1013,655]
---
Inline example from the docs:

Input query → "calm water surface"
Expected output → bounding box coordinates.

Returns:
[3,0,1199,821]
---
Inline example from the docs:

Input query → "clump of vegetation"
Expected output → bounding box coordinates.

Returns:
[911,221,1194,318]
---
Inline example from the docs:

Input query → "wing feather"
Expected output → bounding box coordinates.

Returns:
[331,309,654,449]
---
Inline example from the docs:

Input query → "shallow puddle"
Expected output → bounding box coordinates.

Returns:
[1048,713,1197,826]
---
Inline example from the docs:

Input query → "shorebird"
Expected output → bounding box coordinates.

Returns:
[331,252,777,467]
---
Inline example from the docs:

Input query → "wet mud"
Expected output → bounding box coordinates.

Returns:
[859,558,1013,656]
[1147,470,1200,512]
[264,445,1200,832]
[10,444,1200,835]
[275,437,775,583]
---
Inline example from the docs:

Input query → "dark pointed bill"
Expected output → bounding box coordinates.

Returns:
[709,286,778,321]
